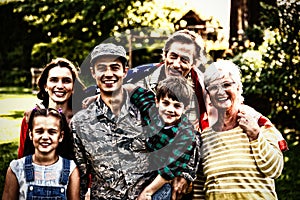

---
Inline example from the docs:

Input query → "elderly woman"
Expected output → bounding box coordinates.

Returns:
[201,60,285,199]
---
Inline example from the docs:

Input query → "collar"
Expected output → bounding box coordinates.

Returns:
[95,88,139,123]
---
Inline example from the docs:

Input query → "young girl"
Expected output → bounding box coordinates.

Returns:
[2,108,80,200]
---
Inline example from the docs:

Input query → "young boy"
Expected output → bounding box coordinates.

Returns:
[129,76,200,200]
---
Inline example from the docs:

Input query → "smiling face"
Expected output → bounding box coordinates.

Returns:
[164,41,195,78]
[44,66,74,105]
[206,76,240,112]
[30,115,63,155]
[204,60,244,115]
[91,56,127,95]
[156,95,185,126]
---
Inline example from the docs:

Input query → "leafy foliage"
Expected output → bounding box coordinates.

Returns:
[13,0,139,66]
[276,129,300,199]
[0,0,182,86]
[0,142,18,197]
[230,1,299,199]
[1,0,163,77]
[236,1,299,130]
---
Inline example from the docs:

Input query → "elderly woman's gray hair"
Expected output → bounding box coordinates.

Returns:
[204,60,244,99]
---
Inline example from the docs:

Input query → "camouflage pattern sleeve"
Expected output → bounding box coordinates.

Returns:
[71,121,91,199]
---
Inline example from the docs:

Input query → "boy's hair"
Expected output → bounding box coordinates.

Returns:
[24,108,74,159]
[156,76,194,107]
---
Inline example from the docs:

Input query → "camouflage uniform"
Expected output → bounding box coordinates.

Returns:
[71,89,149,200]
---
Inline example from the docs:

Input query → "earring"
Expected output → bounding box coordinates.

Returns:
[29,131,33,140]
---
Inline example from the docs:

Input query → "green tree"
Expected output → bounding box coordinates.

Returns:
[0,0,152,86]
[0,0,187,86]
[231,1,299,198]
[259,2,299,199]
[13,0,142,67]
[238,0,299,129]
[0,2,45,87]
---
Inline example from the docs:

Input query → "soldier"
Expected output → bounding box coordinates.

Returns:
[71,43,199,200]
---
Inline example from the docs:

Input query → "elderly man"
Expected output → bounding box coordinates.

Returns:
[124,30,211,199]
[124,30,212,132]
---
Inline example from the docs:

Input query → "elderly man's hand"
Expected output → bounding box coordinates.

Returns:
[171,177,188,200]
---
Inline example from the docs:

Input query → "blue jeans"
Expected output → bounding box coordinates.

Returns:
[152,183,172,200]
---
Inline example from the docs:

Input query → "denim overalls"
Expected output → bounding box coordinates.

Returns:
[24,155,70,200]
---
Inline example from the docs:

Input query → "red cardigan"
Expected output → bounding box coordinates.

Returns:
[18,116,28,158]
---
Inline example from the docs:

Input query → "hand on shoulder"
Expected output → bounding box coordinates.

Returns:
[123,83,138,94]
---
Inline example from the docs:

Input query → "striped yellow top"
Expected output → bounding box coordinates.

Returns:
[201,126,283,200]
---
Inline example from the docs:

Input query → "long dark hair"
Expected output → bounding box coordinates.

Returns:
[37,57,85,109]
[23,108,75,160]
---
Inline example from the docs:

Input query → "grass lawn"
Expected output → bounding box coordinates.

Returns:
[0,89,40,196]
[0,93,40,143]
